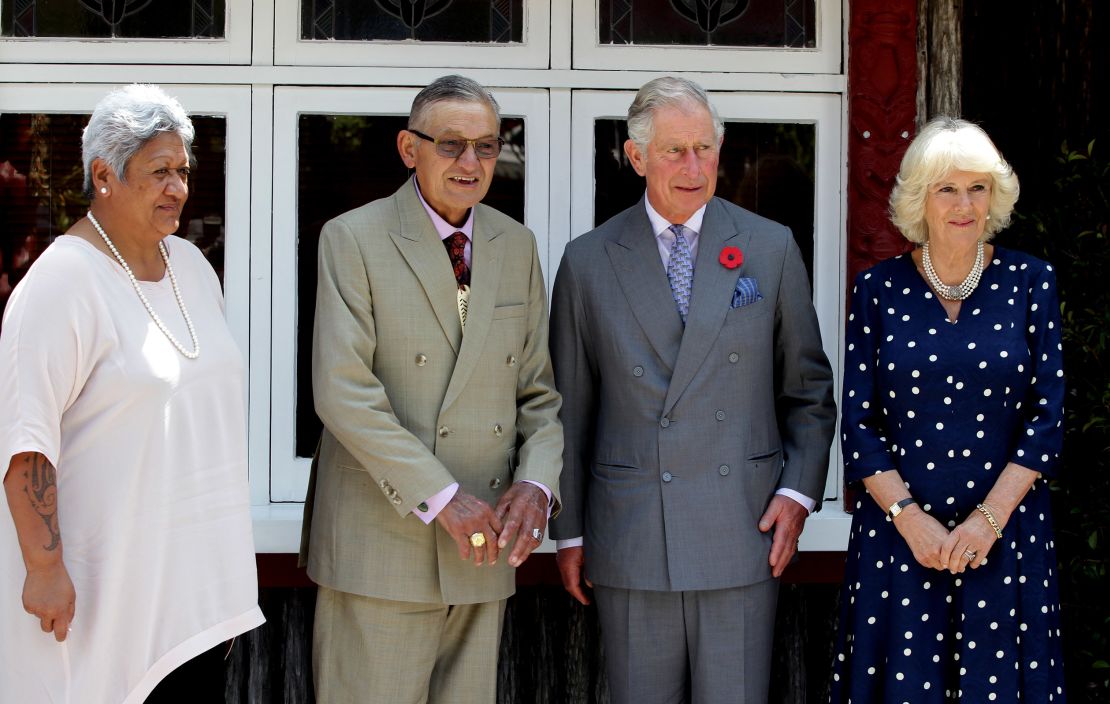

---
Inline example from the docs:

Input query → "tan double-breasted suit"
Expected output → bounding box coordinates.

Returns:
[301,177,562,701]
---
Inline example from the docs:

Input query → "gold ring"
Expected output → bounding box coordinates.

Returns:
[469,532,486,548]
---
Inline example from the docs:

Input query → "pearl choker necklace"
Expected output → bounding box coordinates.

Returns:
[87,211,200,359]
[922,240,985,301]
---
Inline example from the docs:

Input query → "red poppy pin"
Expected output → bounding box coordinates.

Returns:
[719,246,743,269]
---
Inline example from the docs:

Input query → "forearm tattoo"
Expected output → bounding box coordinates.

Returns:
[21,454,60,551]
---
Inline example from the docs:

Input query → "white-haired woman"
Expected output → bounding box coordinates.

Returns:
[831,117,1066,702]
[0,84,263,702]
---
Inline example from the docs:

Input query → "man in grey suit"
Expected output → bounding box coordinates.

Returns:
[301,76,563,703]
[550,77,836,703]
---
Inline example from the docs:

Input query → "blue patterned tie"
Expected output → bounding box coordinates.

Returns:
[667,224,694,325]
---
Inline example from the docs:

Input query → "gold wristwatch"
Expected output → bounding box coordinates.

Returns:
[887,497,916,519]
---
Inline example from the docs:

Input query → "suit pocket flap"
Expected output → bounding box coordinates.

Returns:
[746,449,782,462]
[493,303,526,319]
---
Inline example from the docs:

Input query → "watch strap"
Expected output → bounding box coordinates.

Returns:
[887,497,916,519]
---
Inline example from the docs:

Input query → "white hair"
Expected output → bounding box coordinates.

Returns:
[626,76,724,150]
[890,116,1020,244]
[82,84,195,198]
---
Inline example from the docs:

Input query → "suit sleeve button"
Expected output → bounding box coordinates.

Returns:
[715,410,726,421]
[632,366,644,377]
[415,353,428,366]
[493,424,503,436]
[507,355,517,366]
[728,352,739,363]
[660,417,670,428]
[438,426,450,437]
[661,471,673,482]
[489,477,503,489]
[719,465,730,476]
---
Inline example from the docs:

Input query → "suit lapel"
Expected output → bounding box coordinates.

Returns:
[663,198,751,415]
[388,179,463,355]
[606,203,684,371]
[440,206,505,414]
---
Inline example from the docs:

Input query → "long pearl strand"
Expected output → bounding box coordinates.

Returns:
[87,211,200,359]
[922,240,985,301]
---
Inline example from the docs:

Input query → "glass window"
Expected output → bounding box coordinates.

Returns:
[599,0,815,48]
[2,0,227,38]
[0,112,228,329]
[300,0,523,42]
[592,118,816,279]
[293,114,525,457]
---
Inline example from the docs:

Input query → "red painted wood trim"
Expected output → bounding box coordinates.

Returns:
[847,0,919,287]
[256,552,846,589]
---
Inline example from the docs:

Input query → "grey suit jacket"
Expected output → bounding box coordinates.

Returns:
[300,178,563,605]
[549,196,835,592]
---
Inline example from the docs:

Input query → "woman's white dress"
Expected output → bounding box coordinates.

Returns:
[0,235,264,703]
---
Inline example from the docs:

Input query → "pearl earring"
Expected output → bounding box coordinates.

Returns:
[99,187,108,195]
[986,214,991,220]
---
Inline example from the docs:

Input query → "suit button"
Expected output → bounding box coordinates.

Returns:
[493,424,503,437]
[728,352,739,363]
[719,465,730,476]
[507,355,517,366]
[632,366,644,377]
[415,353,427,366]
[715,410,726,421]
[660,417,670,428]
[391,496,402,506]
[378,479,389,489]
[490,477,502,489]
[662,471,673,482]
[438,426,450,437]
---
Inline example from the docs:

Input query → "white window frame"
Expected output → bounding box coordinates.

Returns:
[0,0,252,64]
[571,0,841,74]
[273,0,551,68]
[569,89,850,548]
[268,85,551,506]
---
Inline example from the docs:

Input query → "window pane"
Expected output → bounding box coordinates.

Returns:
[301,0,523,43]
[0,113,228,331]
[593,118,816,280]
[2,0,226,39]
[294,115,525,457]
[599,0,815,48]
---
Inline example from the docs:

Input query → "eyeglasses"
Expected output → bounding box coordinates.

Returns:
[408,129,505,160]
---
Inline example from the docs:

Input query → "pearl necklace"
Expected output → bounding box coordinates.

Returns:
[922,240,985,301]
[87,211,200,359]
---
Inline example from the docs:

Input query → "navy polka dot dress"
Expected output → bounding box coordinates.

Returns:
[831,248,1067,703]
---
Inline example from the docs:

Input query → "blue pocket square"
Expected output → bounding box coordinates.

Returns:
[731,277,763,309]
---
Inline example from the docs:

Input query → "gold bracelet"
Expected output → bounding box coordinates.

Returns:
[976,503,1003,539]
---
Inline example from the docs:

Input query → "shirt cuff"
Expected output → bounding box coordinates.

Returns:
[518,479,554,519]
[776,488,816,514]
[412,483,459,524]
[556,537,584,550]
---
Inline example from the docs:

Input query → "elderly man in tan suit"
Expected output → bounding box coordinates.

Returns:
[300,75,563,704]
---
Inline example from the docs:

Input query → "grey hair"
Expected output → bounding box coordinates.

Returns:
[408,75,501,131]
[82,84,195,199]
[627,76,725,150]
[890,116,1020,244]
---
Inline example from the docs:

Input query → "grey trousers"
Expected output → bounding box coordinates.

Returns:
[312,586,506,704]
[594,579,779,704]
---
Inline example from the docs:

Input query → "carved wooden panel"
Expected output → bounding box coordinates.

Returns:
[846,0,919,288]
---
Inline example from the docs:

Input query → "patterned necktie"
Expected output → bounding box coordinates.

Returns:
[667,224,694,325]
[444,231,470,289]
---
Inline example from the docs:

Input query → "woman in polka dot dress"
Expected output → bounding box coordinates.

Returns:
[831,117,1066,703]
